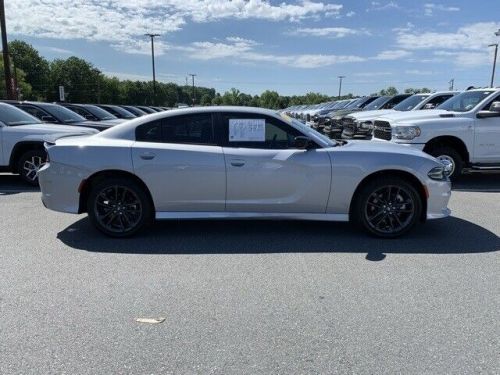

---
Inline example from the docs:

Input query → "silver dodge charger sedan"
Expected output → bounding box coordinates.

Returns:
[38,106,451,238]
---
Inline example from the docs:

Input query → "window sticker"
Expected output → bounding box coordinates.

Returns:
[229,119,265,142]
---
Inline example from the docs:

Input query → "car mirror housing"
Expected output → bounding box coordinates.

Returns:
[476,110,500,119]
[489,101,500,112]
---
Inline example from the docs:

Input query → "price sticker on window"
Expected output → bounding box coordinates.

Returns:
[229,119,265,142]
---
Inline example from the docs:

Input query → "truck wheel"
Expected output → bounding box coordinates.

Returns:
[352,176,422,238]
[428,146,463,181]
[17,149,47,186]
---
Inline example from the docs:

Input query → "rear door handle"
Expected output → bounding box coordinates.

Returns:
[140,152,156,160]
[230,159,245,167]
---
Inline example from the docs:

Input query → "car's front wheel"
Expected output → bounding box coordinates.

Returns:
[353,176,422,238]
[17,149,47,186]
[87,178,153,237]
[427,146,463,181]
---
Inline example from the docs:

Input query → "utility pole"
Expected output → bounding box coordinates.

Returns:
[145,33,160,105]
[189,73,196,106]
[0,0,15,99]
[337,76,345,100]
[448,78,454,91]
[489,44,498,88]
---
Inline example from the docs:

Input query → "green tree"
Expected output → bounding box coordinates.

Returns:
[8,40,50,100]
[0,56,32,99]
[379,86,398,96]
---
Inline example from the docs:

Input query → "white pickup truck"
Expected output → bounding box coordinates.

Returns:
[371,89,500,179]
[0,102,98,185]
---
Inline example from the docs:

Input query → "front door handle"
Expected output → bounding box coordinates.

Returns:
[230,159,245,167]
[140,152,156,160]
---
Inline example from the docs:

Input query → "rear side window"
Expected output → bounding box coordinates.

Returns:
[135,114,215,145]
[163,113,214,145]
[136,121,162,142]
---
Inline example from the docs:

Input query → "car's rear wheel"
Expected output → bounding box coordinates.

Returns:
[87,178,153,237]
[353,176,422,238]
[17,149,46,186]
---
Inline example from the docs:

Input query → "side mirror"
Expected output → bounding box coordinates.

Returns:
[41,115,56,122]
[294,136,313,150]
[490,101,500,112]
[477,109,500,119]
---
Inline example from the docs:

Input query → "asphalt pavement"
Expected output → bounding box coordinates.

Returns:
[0,173,499,374]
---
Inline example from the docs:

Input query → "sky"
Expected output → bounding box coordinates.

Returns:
[6,0,500,96]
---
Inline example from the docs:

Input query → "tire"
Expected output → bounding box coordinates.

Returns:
[352,176,422,238]
[427,146,463,181]
[87,178,153,237]
[17,149,47,186]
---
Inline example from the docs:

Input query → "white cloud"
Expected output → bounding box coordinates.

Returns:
[404,69,434,75]
[367,1,400,11]
[433,51,492,67]
[397,22,500,51]
[353,71,393,77]
[39,46,74,55]
[179,38,366,68]
[346,11,355,17]
[424,3,460,16]
[7,1,343,55]
[289,27,370,38]
[373,50,412,60]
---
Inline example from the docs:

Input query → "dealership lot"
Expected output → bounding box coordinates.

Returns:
[0,174,499,374]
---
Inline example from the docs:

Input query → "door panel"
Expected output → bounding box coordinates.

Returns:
[474,117,500,162]
[223,147,331,213]
[132,142,226,211]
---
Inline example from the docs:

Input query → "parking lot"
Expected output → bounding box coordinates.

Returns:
[1,173,499,374]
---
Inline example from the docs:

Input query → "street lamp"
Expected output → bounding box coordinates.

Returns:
[145,33,160,105]
[337,75,345,100]
[188,73,196,106]
[489,43,498,88]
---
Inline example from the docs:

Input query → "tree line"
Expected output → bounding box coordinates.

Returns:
[2,40,430,109]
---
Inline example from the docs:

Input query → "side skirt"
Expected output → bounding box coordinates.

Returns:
[155,212,349,222]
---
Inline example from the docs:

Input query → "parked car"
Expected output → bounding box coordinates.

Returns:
[0,102,98,185]
[96,104,136,119]
[59,103,124,124]
[371,88,500,180]
[135,106,157,114]
[120,105,148,117]
[4,101,116,131]
[39,106,451,238]
[341,92,458,139]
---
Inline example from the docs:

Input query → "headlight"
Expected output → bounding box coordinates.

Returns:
[393,126,421,140]
[428,166,447,180]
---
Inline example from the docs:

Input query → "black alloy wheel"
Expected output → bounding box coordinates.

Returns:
[353,177,422,238]
[87,178,153,237]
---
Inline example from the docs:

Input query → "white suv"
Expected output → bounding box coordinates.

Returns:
[0,102,98,185]
[371,89,500,179]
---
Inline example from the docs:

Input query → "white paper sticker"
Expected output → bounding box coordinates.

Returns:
[229,119,265,142]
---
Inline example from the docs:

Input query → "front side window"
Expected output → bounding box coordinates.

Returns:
[222,113,301,149]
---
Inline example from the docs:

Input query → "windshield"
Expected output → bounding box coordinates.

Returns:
[345,97,367,109]
[104,105,135,119]
[0,103,42,126]
[437,90,496,112]
[393,94,429,111]
[280,113,336,147]
[363,96,390,111]
[40,103,87,123]
[85,105,117,120]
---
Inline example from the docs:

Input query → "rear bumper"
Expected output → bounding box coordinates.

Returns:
[38,162,83,214]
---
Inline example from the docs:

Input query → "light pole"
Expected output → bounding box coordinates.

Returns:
[449,78,454,91]
[189,73,196,106]
[489,43,498,88]
[338,75,345,100]
[0,0,15,99]
[145,33,160,105]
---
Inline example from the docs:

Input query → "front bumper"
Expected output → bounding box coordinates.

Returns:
[425,179,452,220]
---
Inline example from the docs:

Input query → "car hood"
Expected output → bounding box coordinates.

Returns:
[13,123,99,134]
[374,109,451,123]
[332,139,436,160]
[100,119,126,125]
[330,108,363,118]
[347,109,396,120]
